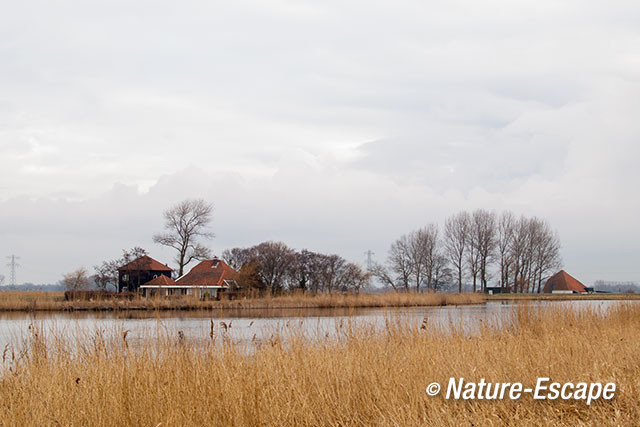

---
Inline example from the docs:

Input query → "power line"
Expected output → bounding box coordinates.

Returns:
[364,250,375,271]
[6,255,20,286]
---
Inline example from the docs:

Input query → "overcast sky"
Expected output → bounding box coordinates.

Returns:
[1,0,639,286]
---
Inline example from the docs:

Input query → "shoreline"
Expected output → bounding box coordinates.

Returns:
[0,291,638,313]
[0,291,484,312]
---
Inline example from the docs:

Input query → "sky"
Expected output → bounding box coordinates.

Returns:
[1,0,639,286]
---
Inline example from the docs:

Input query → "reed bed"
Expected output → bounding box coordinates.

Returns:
[489,293,640,301]
[0,304,638,426]
[0,291,484,312]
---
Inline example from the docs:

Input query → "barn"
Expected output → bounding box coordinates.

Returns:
[543,270,592,294]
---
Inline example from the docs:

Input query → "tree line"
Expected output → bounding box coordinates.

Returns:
[222,242,370,295]
[63,200,562,295]
[371,210,562,293]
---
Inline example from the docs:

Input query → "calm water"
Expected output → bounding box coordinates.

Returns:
[0,300,635,350]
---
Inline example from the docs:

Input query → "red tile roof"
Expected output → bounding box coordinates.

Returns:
[143,275,176,286]
[176,259,237,287]
[118,255,173,272]
[543,270,588,293]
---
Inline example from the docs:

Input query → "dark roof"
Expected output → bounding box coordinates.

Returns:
[143,275,176,286]
[176,259,237,286]
[117,255,173,272]
[543,270,587,293]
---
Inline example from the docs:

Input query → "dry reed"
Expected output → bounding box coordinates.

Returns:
[0,291,484,312]
[0,304,638,425]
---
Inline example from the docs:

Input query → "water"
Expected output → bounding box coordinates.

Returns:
[0,299,635,350]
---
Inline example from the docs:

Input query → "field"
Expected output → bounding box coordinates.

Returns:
[0,303,638,425]
[0,291,484,311]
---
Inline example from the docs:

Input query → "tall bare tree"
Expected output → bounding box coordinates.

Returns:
[509,216,532,293]
[470,209,497,292]
[153,199,214,276]
[431,253,452,291]
[407,230,426,292]
[372,225,439,292]
[530,218,562,293]
[466,233,481,293]
[444,212,470,292]
[411,224,440,291]
[387,235,413,291]
[497,211,515,290]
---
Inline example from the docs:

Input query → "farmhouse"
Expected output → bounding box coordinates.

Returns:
[117,255,173,292]
[543,270,592,294]
[140,259,238,299]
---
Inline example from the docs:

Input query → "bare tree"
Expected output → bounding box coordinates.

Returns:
[497,211,515,290]
[0,274,4,285]
[370,261,398,290]
[252,241,295,294]
[444,212,470,292]
[153,199,214,276]
[338,263,370,293]
[287,249,318,291]
[509,216,532,293]
[431,253,452,291]
[373,209,561,295]
[506,216,563,293]
[530,218,562,293]
[305,251,328,293]
[94,259,120,291]
[387,235,413,291]
[221,247,254,271]
[373,224,440,293]
[410,225,439,291]
[470,209,497,292]
[314,254,346,293]
[466,235,481,293]
[62,267,90,291]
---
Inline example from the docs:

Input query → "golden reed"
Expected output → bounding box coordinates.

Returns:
[0,291,484,311]
[0,303,638,425]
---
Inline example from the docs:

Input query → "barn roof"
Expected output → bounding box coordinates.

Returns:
[176,259,237,287]
[117,255,173,272]
[143,275,176,286]
[543,270,588,293]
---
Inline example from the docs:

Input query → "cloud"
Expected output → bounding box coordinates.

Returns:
[0,0,639,284]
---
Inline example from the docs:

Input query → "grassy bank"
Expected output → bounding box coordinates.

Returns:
[0,304,638,425]
[0,291,484,312]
